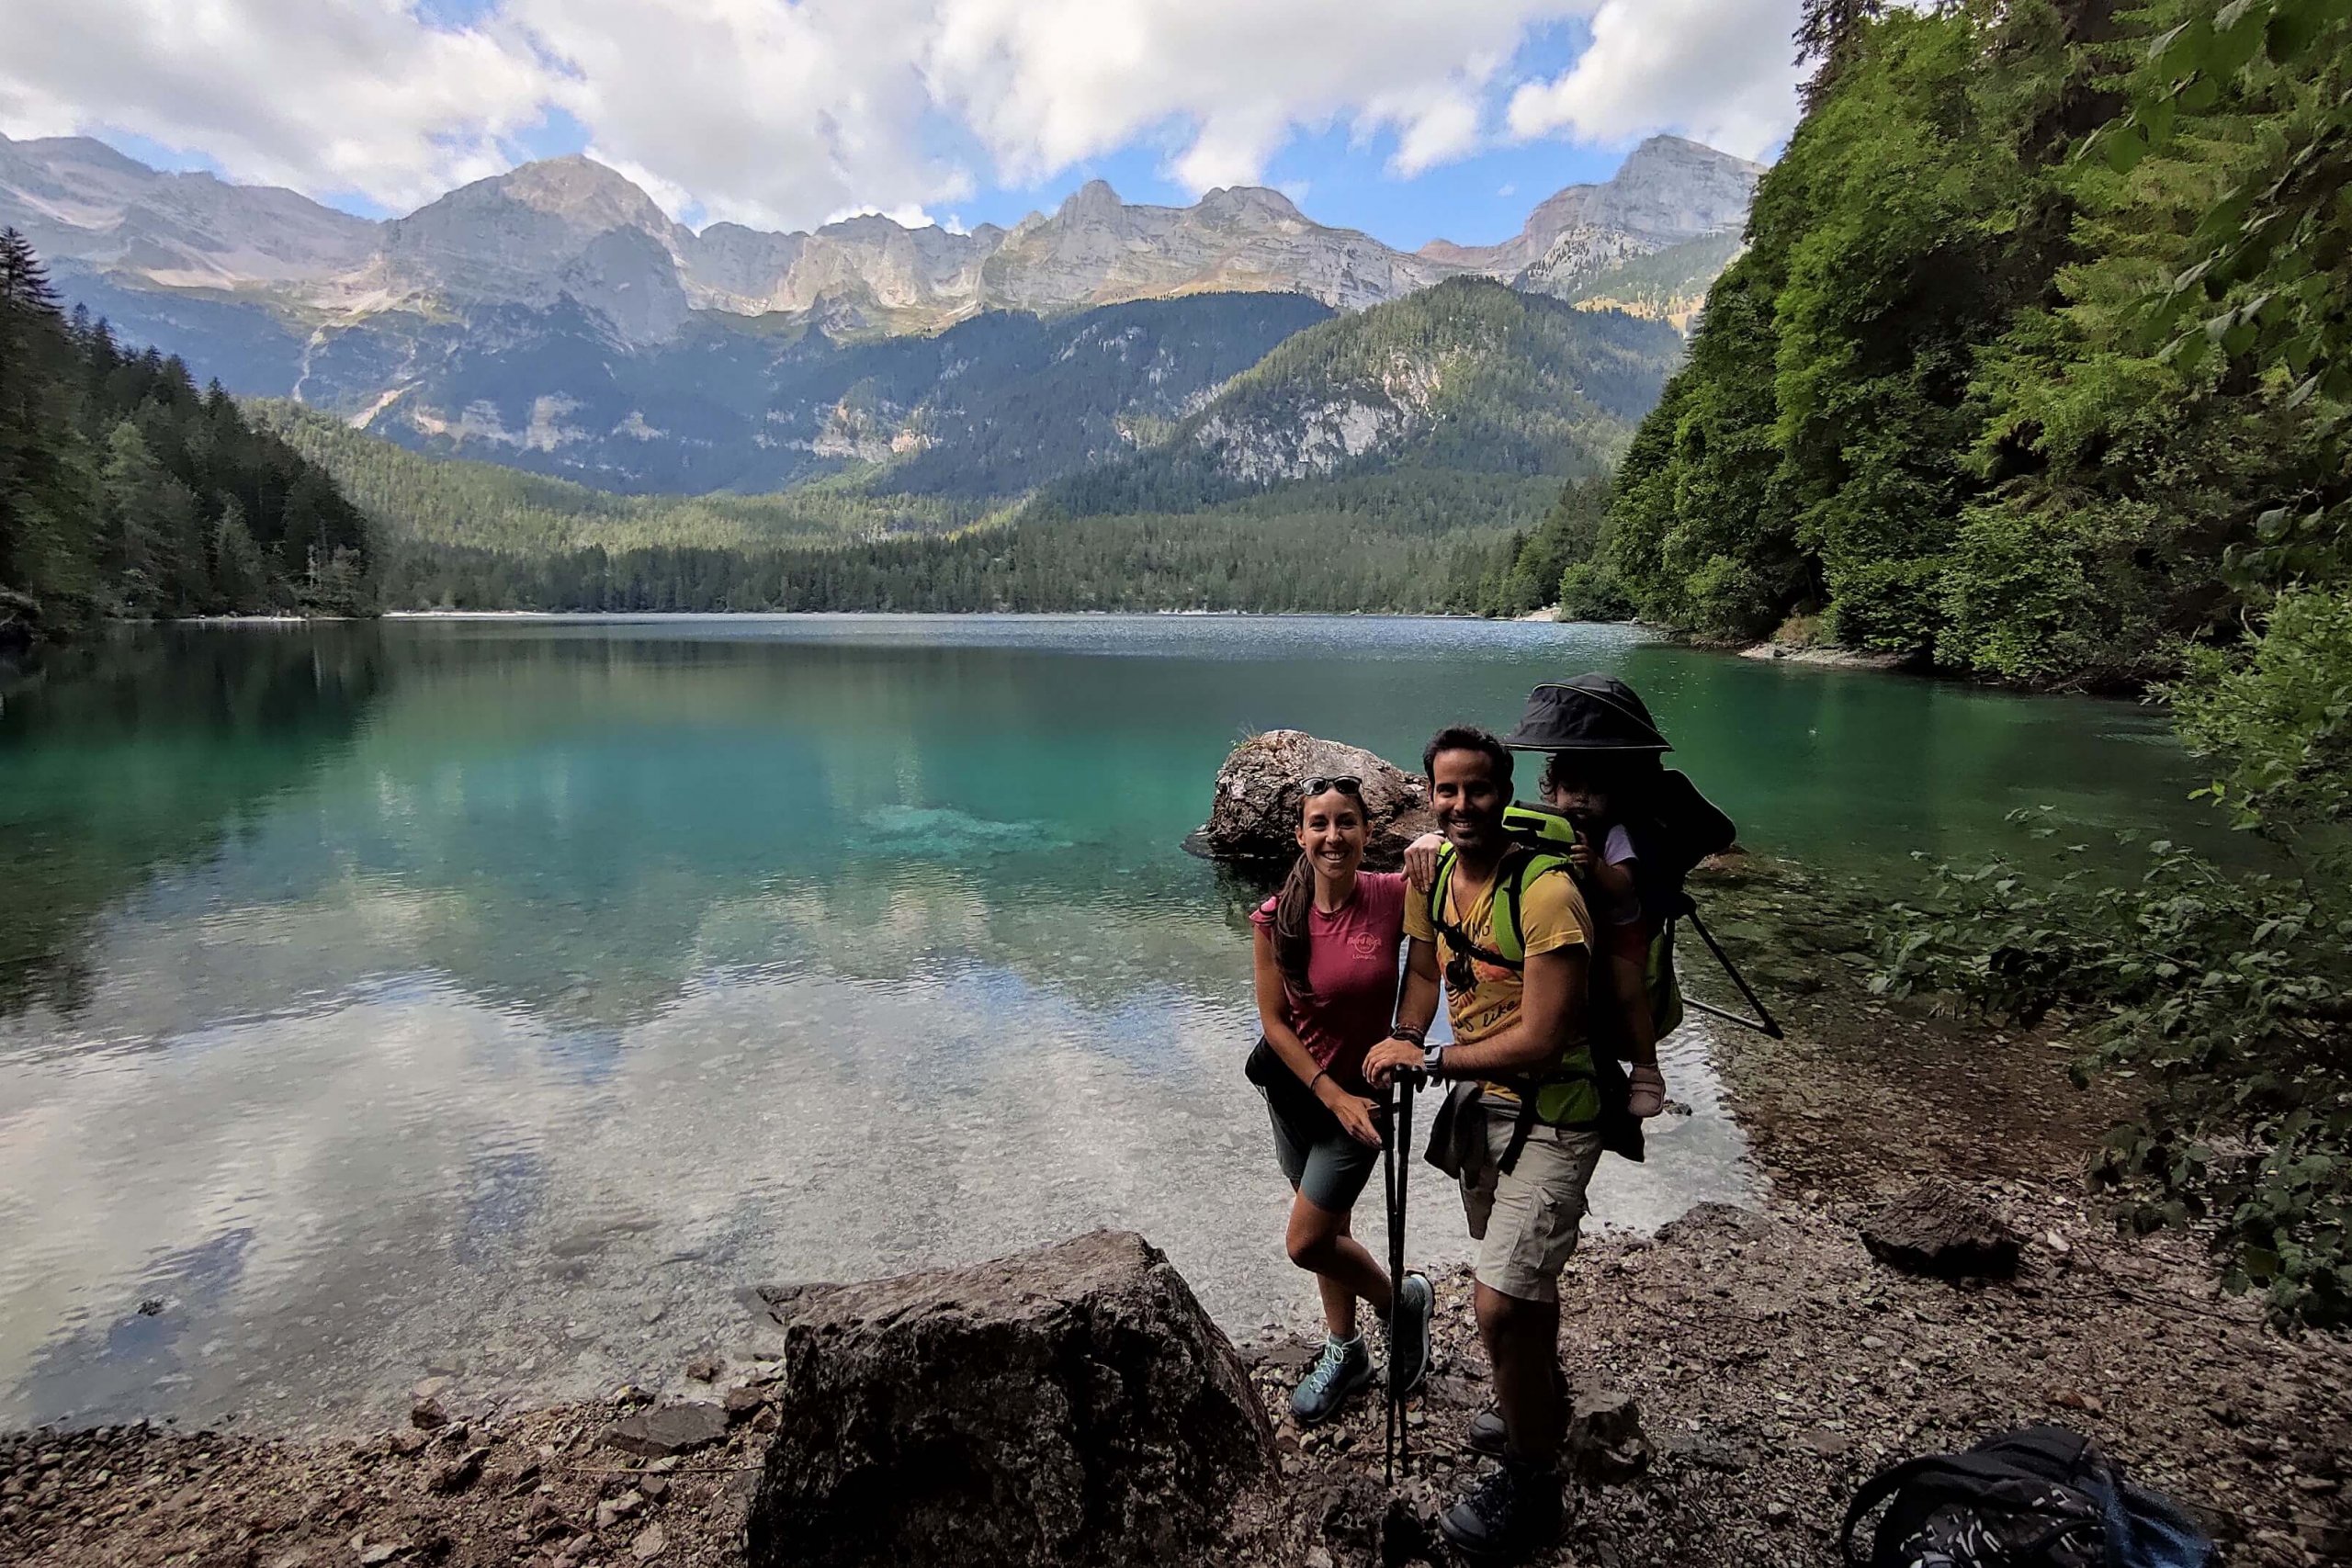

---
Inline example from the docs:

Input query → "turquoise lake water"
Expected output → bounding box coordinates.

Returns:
[0,615,2201,1429]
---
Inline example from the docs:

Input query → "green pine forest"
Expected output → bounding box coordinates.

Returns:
[0,233,373,644]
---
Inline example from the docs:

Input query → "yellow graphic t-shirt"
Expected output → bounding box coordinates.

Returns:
[1405,854,1592,1103]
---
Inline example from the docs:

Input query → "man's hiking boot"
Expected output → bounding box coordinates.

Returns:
[1387,1272,1434,1398]
[1439,1459,1563,1562]
[1290,1335,1373,1426]
[1465,1364,1567,1455]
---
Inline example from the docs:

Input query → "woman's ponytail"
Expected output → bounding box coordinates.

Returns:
[1272,848,1317,1000]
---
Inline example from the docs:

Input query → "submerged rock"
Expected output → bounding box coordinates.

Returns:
[745,1229,1272,1568]
[1194,729,1432,869]
[1861,1181,2021,1280]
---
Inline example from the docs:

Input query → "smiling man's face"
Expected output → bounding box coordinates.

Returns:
[1429,747,1507,856]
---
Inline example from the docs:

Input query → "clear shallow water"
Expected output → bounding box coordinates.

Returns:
[0,615,2201,1430]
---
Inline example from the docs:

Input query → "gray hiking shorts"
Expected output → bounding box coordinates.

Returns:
[1268,1095,1381,1215]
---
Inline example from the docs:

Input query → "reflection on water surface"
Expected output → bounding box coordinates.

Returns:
[0,616,2199,1429]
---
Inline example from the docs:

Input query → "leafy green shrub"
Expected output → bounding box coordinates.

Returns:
[1681,553,1782,641]
[1820,557,1943,655]
[1883,586,2352,1325]
[1556,560,1635,622]
[1881,812,2352,1326]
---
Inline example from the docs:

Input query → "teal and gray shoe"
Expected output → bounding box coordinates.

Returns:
[1387,1272,1434,1399]
[1290,1335,1374,1426]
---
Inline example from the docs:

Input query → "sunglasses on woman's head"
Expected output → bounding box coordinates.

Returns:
[1301,774,1363,796]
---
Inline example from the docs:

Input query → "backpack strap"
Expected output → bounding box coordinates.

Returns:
[1429,842,1522,971]
[1840,1457,1955,1566]
[1492,846,1570,964]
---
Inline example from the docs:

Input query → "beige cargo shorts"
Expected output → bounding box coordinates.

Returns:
[1459,1105,1605,1304]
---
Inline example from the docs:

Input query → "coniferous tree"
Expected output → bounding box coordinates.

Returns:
[1794,0,1886,107]
[0,232,376,640]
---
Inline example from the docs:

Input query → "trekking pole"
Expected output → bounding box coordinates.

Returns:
[1384,1072,1417,1485]
[1681,905,1783,1039]
[1381,1077,1399,1485]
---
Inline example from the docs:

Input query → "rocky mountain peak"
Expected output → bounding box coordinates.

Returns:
[1417,133,1765,283]
[15,128,1760,367]
[455,155,680,239]
[1193,186,1306,228]
[1059,179,1124,220]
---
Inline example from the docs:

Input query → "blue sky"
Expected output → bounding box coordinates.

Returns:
[2,1,1800,247]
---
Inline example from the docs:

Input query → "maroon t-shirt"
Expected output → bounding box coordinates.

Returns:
[1251,872,1408,1091]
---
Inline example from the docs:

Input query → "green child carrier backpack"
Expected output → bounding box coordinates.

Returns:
[1423,804,1660,1171]
[1428,801,1689,1061]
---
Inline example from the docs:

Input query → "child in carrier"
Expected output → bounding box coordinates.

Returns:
[1539,749,1668,1117]
[1405,675,1730,1121]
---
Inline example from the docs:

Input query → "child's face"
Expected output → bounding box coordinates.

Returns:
[1544,767,1611,824]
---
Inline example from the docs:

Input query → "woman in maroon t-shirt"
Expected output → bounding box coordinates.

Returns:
[1250,776,1432,1425]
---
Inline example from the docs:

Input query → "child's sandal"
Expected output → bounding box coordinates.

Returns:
[1627,1064,1666,1118]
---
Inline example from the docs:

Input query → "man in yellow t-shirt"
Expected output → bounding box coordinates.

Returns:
[1367,725,1598,1562]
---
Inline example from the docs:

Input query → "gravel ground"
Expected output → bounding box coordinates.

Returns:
[8,860,2349,1566]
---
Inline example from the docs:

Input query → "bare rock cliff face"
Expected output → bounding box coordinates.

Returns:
[978,180,1456,317]
[4,132,1762,355]
[0,132,376,287]
[1423,133,1765,294]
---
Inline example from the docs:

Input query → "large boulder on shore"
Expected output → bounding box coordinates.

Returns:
[1193,729,1432,870]
[745,1230,1273,1568]
[1862,1180,2022,1280]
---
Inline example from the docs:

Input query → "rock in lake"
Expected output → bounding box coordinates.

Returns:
[1861,1181,2022,1279]
[745,1229,1272,1568]
[1193,730,1430,869]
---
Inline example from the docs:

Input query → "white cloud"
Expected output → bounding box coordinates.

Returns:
[0,1,1799,234]
[510,0,971,233]
[923,0,1583,191]
[1507,0,1804,162]
[0,0,548,211]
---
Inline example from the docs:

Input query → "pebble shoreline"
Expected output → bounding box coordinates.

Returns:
[8,862,2350,1566]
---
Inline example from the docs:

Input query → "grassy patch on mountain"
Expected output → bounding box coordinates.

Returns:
[1559,231,1746,327]
[1035,278,1683,521]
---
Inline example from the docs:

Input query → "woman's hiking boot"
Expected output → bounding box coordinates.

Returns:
[1290,1334,1373,1426]
[1386,1272,1434,1398]
[1438,1458,1563,1562]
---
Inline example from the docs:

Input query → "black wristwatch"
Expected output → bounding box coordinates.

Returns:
[1421,1043,1448,1080]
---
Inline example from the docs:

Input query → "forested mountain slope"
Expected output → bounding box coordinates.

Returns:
[1588,0,2346,688]
[0,232,371,644]
[253,402,979,556]
[1040,278,1683,520]
[249,290,1331,499]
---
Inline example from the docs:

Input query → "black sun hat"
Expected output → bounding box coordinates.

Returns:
[1501,674,1672,753]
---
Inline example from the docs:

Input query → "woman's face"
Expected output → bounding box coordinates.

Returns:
[1295,787,1368,878]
